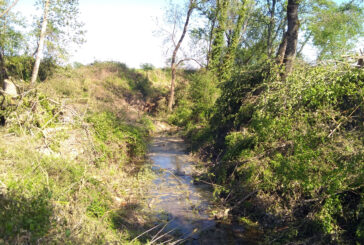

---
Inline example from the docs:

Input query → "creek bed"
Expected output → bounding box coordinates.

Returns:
[147,136,255,245]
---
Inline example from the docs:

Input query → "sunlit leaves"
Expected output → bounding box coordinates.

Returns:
[308,0,364,59]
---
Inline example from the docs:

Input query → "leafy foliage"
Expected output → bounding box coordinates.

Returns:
[0,2,27,56]
[33,0,85,61]
[177,62,364,243]
[168,70,219,128]
[307,0,364,59]
[5,56,58,81]
[87,112,150,163]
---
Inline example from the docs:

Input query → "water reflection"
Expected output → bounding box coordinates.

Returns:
[148,137,215,242]
[147,136,260,245]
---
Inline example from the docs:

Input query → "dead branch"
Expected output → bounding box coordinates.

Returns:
[231,190,258,211]
[328,101,363,137]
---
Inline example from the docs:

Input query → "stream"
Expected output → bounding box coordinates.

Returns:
[147,136,255,245]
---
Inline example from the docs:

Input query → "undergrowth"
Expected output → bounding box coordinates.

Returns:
[0,62,164,244]
[171,62,364,244]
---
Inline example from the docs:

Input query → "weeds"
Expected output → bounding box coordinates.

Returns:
[0,62,168,244]
[171,62,364,243]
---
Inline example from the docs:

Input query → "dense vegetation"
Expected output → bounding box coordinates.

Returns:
[0,0,363,244]
[0,62,176,243]
[163,0,363,243]
[171,62,363,243]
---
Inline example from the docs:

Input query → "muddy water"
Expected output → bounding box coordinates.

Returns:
[148,136,247,245]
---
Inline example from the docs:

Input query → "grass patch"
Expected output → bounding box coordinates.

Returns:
[0,62,163,244]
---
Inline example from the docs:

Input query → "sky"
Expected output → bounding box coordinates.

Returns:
[17,0,180,68]
[13,0,362,68]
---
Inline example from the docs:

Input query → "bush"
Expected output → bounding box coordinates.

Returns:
[193,63,364,243]
[87,112,149,164]
[5,56,58,82]
[169,70,219,128]
[5,55,34,80]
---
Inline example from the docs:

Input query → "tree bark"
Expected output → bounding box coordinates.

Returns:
[168,0,195,111]
[267,0,277,57]
[276,31,287,65]
[283,0,299,75]
[0,52,7,89]
[206,13,217,68]
[31,0,50,85]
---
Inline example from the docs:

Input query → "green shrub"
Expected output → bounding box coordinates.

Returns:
[169,70,219,128]
[5,56,58,81]
[5,55,34,80]
[87,112,148,164]
[193,63,364,243]
[0,188,53,243]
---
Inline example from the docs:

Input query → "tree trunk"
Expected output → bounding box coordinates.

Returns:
[283,0,299,76]
[168,63,176,111]
[220,0,250,81]
[358,58,363,68]
[209,0,229,73]
[31,0,50,85]
[0,51,7,89]
[206,14,217,68]
[276,31,287,65]
[168,0,195,111]
[267,0,277,57]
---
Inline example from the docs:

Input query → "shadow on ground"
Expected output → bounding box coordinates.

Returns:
[0,188,53,244]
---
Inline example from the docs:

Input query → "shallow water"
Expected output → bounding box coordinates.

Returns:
[148,137,215,242]
[147,136,254,245]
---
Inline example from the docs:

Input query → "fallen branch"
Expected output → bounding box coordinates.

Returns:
[231,190,258,211]
[195,179,224,188]
[328,101,363,138]
[303,185,364,204]
[41,109,63,129]
[151,227,177,244]
[149,219,176,244]
[130,223,162,243]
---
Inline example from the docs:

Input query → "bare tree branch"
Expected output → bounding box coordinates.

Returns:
[0,0,20,19]
[177,58,204,68]
[168,0,196,111]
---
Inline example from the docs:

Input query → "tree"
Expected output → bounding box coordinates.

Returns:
[220,0,252,81]
[31,0,50,85]
[208,0,228,72]
[266,0,277,56]
[0,0,25,85]
[208,0,253,80]
[229,0,286,65]
[282,0,299,76]
[31,0,85,84]
[0,0,18,18]
[167,0,197,111]
[307,0,363,59]
[188,0,219,68]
